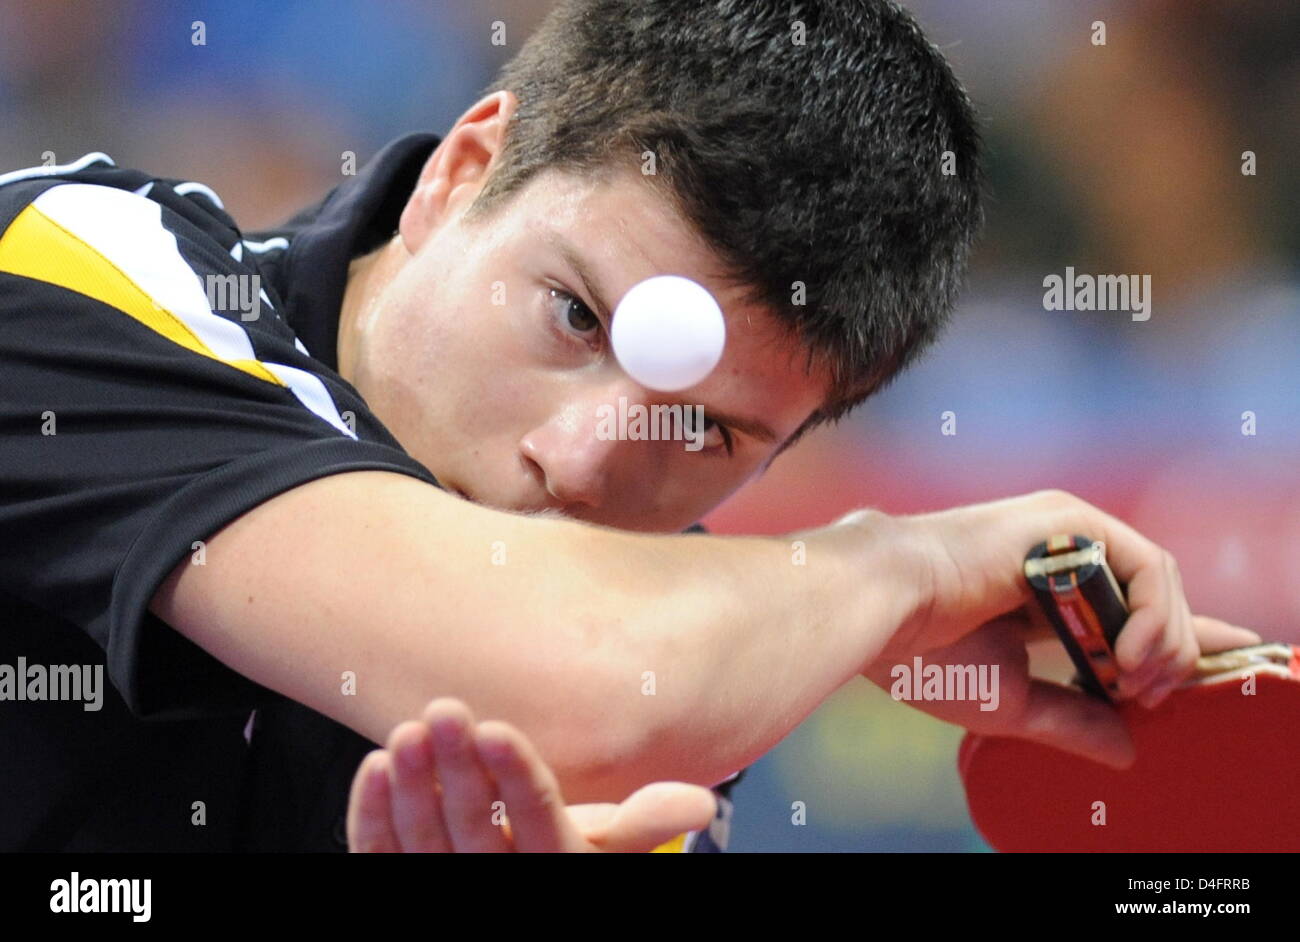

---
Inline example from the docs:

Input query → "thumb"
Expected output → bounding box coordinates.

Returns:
[572,783,717,853]
[1016,679,1136,770]
[562,802,620,849]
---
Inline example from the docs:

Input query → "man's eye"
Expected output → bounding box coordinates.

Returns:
[686,410,734,455]
[701,418,731,453]
[548,288,601,339]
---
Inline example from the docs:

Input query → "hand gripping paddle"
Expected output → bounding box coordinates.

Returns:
[959,534,1300,852]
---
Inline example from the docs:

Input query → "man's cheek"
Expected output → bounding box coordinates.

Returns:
[451,366,536,441]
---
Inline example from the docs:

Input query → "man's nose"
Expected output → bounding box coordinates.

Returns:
[517,387,651,510]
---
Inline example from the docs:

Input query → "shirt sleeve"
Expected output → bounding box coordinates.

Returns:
[0,178,441,721]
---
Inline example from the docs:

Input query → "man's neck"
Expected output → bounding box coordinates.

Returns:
[337,235,404,384]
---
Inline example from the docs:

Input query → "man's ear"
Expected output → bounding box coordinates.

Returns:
[399,90,519,252]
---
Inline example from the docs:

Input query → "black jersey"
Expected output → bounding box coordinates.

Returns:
[0,136,740,852]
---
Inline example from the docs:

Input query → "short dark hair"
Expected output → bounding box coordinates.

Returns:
[470,0,984,449]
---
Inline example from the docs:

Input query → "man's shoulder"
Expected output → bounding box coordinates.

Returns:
[0,152,310,346]
[0,152,245,255]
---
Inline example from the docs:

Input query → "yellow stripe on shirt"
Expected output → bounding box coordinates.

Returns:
[651,833,688,853]
[0,202,283,387]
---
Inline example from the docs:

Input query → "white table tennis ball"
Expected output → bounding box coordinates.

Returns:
[610,275,726,392]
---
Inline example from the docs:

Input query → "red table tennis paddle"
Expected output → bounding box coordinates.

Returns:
[959,534,1300,852]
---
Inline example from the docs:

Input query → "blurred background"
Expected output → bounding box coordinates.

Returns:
[2,0,1295,852]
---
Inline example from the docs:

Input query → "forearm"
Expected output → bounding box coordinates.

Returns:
[557,513,918,802]
[152,472,918,804]
[328,499,915,804]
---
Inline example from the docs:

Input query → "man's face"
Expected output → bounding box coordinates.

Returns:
[344,161,831,533]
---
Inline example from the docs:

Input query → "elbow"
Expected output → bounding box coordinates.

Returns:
[532,641,692,805]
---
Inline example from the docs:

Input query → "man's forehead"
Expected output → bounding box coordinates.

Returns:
[523,165,713,266]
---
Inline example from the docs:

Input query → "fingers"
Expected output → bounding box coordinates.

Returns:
[1121,611,1264,708]
[359,699,711,854]
[1047,491,1265,708]
[1042,490,1160,591]
[386,720,452,852]
[1014,612,1261,768]
[1033,492,1209,710]
[474,719,579,852]
[357,697,715,854]
[1114,551,1198,707]
[1017,678,1136,770]
[1110,553,1172,673]
[351,697,517,853]
[346,750,402,852]
[419,699,513,853]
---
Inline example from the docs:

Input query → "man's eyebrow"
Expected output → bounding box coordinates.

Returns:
[694,404,780,445]
[541,228,614,326]
[541,229,779,446]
